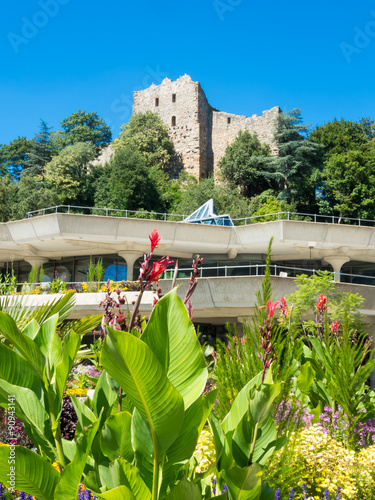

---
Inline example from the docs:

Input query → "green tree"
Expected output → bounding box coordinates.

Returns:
[270,109,322,206]
[52,110,112,155]
[0,137,33,178]
[310,118,375,218]
[218,130,272,197]
[11,171,52,220]
[114,111,176,173]
[26,120,54,176]
[44,143,96,205]
[310,118,375,156]
[95,147,163,212]
[0,176,16,221]
[321,145,375,219]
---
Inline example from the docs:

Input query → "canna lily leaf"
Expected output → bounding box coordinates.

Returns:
[142,289,207,409]
[101,328,184,457]
[0,445,59,500]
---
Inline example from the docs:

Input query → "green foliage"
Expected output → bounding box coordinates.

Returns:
[218,130,272,197]
[114,111,176,173]
[170,175,250,220]
[52,110,112,155]
[95,146,164,212]
[44,142,96,205]
[310,118,375,219]
[250,196,292,222]
[0,136,33,178]
[26,119,54,176]
[287,271,365,334]
[0,175,16,221]
[270,109,323,207]
[27,264,38,291]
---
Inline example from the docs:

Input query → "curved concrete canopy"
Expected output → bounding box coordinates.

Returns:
[1,214,375,265]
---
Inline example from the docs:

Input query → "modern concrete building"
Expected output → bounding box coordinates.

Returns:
[2,211,375,345]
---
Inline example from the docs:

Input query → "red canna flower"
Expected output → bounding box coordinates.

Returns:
[147,257,174,283]
[260,299,281,321]
[330,320,339,334]
[316,294,327,312]
[149,229,161,253]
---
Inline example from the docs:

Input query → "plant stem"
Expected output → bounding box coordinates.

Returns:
[152,454,160,500]
[248,422,259,466]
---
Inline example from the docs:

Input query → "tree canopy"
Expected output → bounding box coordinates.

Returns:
[218,130,272,197]
[52,110,112,155]
[113,111,176,174]
[270,109,323,207]
[0,137,33,178]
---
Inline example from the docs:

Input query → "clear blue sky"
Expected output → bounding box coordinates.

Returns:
[1,0,374,144]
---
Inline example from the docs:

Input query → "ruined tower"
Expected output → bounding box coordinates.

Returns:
[132,74,280,180]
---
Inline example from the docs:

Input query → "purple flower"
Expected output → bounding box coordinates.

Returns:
[275,488,281,500]
[289,488,295,499]
[324,489,330,500]
[335,486,342,500]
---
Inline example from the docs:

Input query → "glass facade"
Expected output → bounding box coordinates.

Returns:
[1,255,127,285]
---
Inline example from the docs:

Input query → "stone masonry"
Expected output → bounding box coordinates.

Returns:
[133,74,280,180]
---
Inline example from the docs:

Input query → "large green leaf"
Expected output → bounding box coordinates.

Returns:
[55,330,82,399]
[165,477,201,500]
[100,411,134,462]
[0,342,41,392]
[101,328,185,456]
[162,390,218,493]
[0,380,55,459]
[0,312,45,378]
[92,371,118,421]
[131,409,154,491]
[222,372,262,434]
[54,416,102,500]
[142,289,207,409]
[70,394,96,435]
[99,486,136,499]
[33,314,62,378]
[0,445,59,500]
[223,464,262,500]
[208,412,233,472]
[98,458,151,500]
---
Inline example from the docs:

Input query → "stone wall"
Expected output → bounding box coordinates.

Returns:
[132,75,280,180]
[211,106,280,174]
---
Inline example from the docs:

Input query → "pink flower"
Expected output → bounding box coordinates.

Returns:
[149,229,161,252]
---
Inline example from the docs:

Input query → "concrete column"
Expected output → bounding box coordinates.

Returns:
[323,256,350,282]
[118,252,142,281]
[24,257,49,281]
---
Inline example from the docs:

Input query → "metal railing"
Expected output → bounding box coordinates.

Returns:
[161,264,375,286]
[5,265,375,294]
[25,205,375,228]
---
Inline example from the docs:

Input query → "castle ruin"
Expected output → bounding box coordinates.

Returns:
[133,74,280,179]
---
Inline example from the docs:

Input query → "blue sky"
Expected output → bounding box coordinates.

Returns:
[1,0,374,144]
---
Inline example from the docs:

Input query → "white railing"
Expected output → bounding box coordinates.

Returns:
[25,205,375,228]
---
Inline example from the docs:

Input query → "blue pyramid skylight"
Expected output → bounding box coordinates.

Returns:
[183,199,234,226]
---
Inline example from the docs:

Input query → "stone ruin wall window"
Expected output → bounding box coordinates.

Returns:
[172,93,176,103]
[227,117,231,124]
[155,97,159,107]
[171,116,176,127]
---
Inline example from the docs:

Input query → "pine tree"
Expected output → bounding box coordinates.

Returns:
[26,120,54,175]
[270,109,323,206]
